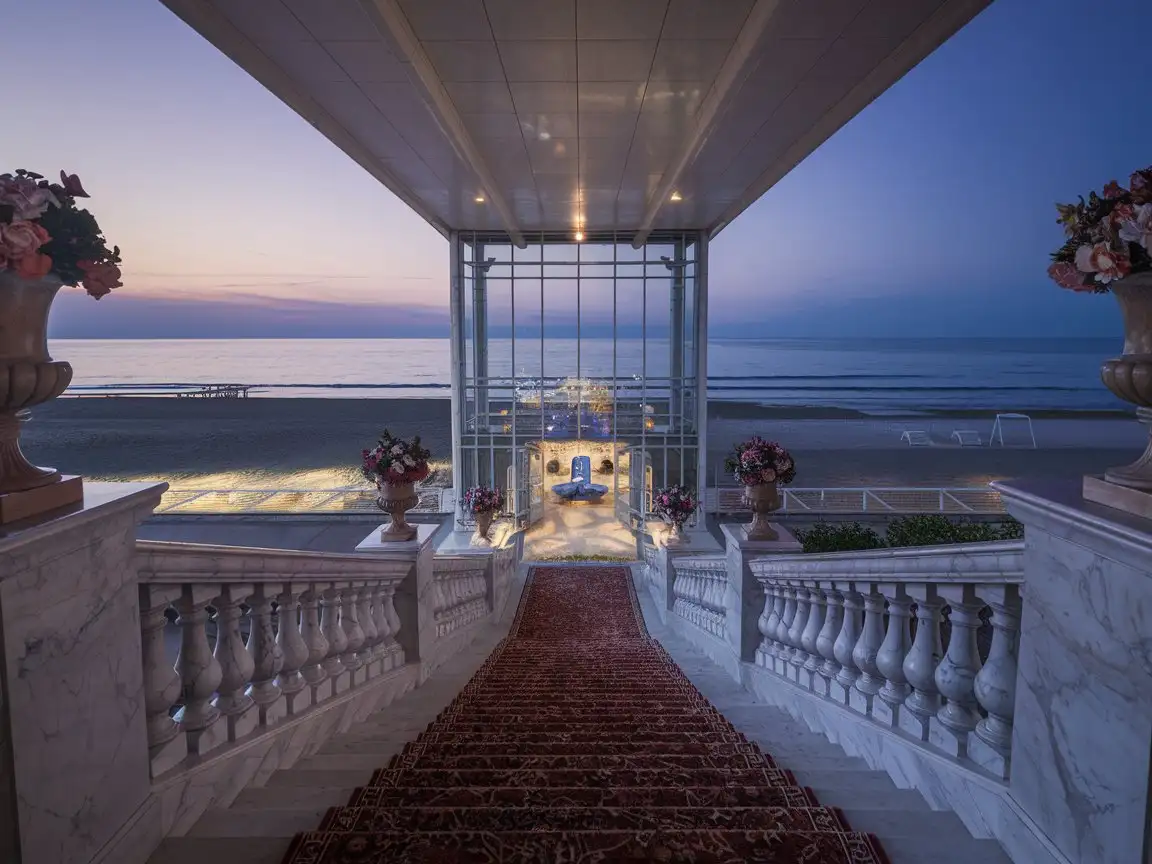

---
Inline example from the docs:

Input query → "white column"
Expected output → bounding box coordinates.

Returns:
[852,587,887,712]
[815,587,843,697]
[832,586,863,706]
[383,584,404,667]
[875,584,913,726]
[299,585,330,704]
[934,584,985,757]
[174,585,226,756]
[757,583,783,666]
[973,583,1021,768]
[356,584,380,679]
[787,584,811,679]
[800,585,826,690]
[902,587,944,741]
[320,585,350,696]
[275,585,311,716]
[245,584,285,727]
[371,583,394,671]
[212,583,258,742]
[340,582,366,686]
[139,584,186,776]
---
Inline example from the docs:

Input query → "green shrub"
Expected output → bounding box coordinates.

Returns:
[796,516,1024,553]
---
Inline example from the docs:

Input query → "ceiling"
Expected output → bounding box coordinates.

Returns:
[159,0,990,245]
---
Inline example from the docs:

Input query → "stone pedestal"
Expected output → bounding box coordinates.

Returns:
[993,478,1152,864]
[721,523,802,665]
[356,524,437,681]
[0,482,166,864]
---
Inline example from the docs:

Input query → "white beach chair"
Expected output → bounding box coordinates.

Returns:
[951,430,983,447]
[900,430,932,446]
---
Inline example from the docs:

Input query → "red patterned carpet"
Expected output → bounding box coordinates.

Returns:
[282,566,889,864]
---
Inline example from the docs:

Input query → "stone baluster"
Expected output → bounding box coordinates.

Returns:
[299,585,330,703]
[356,584,380,679]
[934,584,986,756]
[815,587,844,696]
[245,584,285,727]
[174,585,225,756]
[875,584,913,726]
[139,584,186,776]
[321,585,350,696]
[212,584,258,741]
[758,583,783,663]
[800,585,826,690]
[275,585,311,716]
[833,586,863,705]
[383,585,404,665]
[852,586,887,709]
[902,586,944,740]
[787,584,811,676]
[773,586,797,672]
[371,583,394,671]
[340,582,366,686]
[974,584,1022,773]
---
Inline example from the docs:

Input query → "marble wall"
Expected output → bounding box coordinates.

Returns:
[0,483,166,864]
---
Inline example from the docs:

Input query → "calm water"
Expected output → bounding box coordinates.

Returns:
[51,337,1124,413]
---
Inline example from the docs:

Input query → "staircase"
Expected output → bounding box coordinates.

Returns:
[152,566,1011,864]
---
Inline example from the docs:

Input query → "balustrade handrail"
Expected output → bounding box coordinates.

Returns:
[749,539,1024,583]
[671,555,728,571]
[136,539,414,583]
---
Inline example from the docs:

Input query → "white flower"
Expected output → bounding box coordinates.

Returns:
[389,462,404,474]
[1119,203,1152,254]
[402,455,415,466]
[390,444,404,456]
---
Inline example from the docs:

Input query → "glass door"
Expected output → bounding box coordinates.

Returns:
[514,443,543,528]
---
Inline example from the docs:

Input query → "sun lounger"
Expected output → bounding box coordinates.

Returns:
[951,430,982,447]
[900,430,932,446]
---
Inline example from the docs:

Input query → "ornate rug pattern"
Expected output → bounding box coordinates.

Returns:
[281,566,890,863]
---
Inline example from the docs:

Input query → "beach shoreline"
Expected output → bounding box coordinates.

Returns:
[23,397,1147,491]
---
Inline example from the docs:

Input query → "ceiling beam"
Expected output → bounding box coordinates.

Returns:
[707,0,993,240]
[360,0,527,248]
[631,0,781,248]
[157,0,452,239]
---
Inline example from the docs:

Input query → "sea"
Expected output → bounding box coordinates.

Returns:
[51,337,1126,415]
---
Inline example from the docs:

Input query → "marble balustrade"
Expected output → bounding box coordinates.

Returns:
[749,540,1024,780]
[430,557,492,638]
[135,540,414,779]
[641,540,659,590]
[671,556,729,639]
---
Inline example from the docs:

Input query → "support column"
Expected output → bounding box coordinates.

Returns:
[721,523,801,673]
[694,232,709,513]
[667,237,685,432]
[448,232,465,511]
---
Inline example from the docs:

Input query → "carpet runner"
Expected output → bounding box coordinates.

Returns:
[281,566,890,863]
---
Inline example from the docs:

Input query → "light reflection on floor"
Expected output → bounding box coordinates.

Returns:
[522,497,638,560]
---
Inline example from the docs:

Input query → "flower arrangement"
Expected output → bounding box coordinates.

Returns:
[652,484,698,527]
[361,429,431,485]
[0,169,122,298]
[1048,165,1152,292]
[462,485,504,515]
[725,437,796,486]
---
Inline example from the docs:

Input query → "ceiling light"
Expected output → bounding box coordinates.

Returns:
[574,230,584,242]
[538,131,551,141]
[669,191,683,202]
[474,194,485,203]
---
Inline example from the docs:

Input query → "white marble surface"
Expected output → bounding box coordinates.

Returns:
[0,482,166,864]
[723,523,802,667]
[748,538,1024,582]
[435,524,518,556]
[996,479,1152,864]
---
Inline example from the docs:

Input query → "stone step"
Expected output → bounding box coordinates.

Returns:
[265,768,375,788]
[882,836,1014,864]
[794,768,901,793]
[807,784,932,812]
[148,836,288,864]
[231,785,355,810]
[188,807,326,838]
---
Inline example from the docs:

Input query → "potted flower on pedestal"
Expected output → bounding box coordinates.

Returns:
[0,169,121,519]
[1047,165,1152,496]
[362,430,431,541]
[652,484,698,544]
[725,437,796,541]
[462,485,505,541]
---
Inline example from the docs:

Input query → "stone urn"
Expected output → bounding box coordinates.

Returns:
[1100,272,1152,490]
[744,483,781,541]
[375,480,418,541]
[662,518,686,545]
[475,510,494,540]
[0,272,73,494]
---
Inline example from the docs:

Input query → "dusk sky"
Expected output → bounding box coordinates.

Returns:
[4,0,1149,339]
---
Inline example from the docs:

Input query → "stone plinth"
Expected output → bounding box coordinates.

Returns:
[993,478,1152,864]
[721,523,802,665]
[0,482,166,864]
[356,524,437,681]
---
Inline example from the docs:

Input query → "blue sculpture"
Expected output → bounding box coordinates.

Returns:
[551,455,609,502]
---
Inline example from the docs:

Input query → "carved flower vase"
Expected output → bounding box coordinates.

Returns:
[0,272,74,494]
[376,480,418,541]
[663,517,686,545]
[1100,272,1152,491]
[475,510,494,541]
[744,483,781,541]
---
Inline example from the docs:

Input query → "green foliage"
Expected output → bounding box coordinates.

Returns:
[796,516,1024,553]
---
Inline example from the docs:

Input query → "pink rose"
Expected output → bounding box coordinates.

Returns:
[1074,242,1131,284]
[1119,203,1152,255]
[1102,180,1124,199]
[0,177,59,220]
[1047,261,1089,291]
[1130,170,1151,202]
[77,259,122,299]
[0,220,50,261]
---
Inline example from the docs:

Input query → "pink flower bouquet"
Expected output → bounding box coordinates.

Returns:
[652,484,698,527]
[362,430,431,485]
[725,437,796,487]
[1048,165,1152,292]
[0,169,122,298]
[462,485,505,515]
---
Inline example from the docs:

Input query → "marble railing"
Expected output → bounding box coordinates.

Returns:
[671,556,729,639]
[135,540,413,778]
[430,557,490,638]
[750,540,1024,779]
[641,540,658,590]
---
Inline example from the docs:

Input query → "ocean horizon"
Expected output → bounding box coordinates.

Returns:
[50,336,1124,414]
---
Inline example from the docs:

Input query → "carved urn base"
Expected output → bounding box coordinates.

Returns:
[744,484,781,541]
[475,511,494,540]
[376,480,418,541]
[663,519,685,545]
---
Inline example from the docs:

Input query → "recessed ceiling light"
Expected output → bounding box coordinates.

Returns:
[669,191,683,202]
[539,131,551,141]
[474,194,485,203]
[574,230,584,242]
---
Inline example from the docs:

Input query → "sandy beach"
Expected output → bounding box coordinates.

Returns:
[21,397,1145,492]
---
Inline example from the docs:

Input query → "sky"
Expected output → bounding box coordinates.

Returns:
[3,0,1149,339]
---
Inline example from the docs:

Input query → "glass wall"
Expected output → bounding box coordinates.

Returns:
[452,230,706,529]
